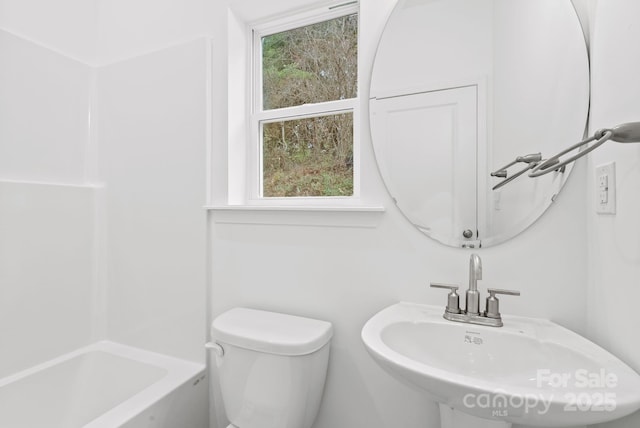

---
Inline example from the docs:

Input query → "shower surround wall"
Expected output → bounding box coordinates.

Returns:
[0,0,207,377]
[96,38,208,362]
[0,13,97,376]
[0,181,95,378]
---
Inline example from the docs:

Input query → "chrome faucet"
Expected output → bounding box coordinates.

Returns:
[430,254,520,327]
[466,254,482,315]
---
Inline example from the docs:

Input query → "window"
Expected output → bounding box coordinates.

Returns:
[251,5,359,200]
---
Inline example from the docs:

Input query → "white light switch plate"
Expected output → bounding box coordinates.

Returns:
[595,162,616,214]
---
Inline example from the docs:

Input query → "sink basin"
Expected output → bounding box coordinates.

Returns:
[362,302,640,427]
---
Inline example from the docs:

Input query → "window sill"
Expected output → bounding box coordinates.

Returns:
[205,204,385,228]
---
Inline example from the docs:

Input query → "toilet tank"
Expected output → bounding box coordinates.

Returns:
[210,308,333,428]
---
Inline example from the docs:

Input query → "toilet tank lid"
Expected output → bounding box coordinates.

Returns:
[211,308,333,356]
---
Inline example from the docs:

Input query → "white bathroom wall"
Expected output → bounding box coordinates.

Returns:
[0,181,95,378]
[97,38,208,363]
[0,30,92,184]
[0,0,98,64]
[208,1,590,427]
[94,0,208,67]
[587,0,640,426]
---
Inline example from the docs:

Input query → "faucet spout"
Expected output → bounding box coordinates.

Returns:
[466,254,482,315]
[469,253,482,291]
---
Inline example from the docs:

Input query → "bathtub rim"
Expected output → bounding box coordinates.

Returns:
[0,340,205,428]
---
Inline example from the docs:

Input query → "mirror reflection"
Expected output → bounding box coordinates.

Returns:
[370,0,589,247]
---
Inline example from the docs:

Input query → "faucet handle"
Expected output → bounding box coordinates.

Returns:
[430,282,459,291]
[487,288,521,296]
[430,283,461,314]
[485,288,520,319]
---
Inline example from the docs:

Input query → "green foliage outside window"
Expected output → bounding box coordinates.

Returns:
[261,13,357,197]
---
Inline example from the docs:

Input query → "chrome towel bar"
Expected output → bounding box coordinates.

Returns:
[529,122,640,178]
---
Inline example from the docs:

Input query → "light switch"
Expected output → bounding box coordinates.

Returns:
[599,189,608,204]
[598,174,608,188]
[595,162,616,214]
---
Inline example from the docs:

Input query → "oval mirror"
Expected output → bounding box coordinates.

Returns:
[370,0,589,248]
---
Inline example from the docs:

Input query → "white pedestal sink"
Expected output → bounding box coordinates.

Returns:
[361,302,640,428]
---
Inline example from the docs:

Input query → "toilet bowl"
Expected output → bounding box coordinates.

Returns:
[209,308,333,428]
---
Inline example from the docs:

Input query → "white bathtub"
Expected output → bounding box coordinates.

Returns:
[0,341,207,428]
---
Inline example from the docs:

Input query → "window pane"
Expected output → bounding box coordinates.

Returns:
[262,113,353,197]
[262,14,358,110]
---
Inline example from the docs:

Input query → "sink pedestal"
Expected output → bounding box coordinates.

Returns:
[439,404,511,428]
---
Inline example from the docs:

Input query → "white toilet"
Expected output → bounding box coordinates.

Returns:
[209,307,333,428]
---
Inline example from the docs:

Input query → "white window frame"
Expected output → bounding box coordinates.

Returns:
[247,2,360,205]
